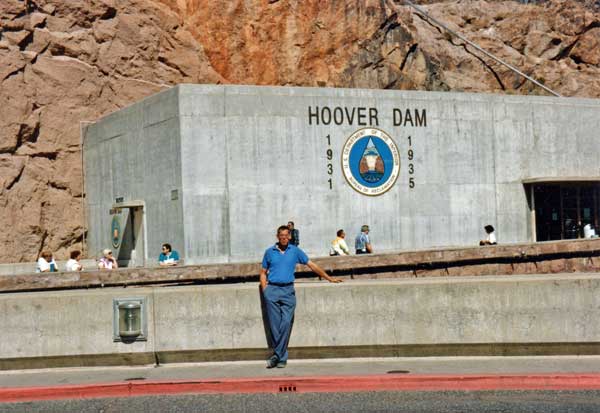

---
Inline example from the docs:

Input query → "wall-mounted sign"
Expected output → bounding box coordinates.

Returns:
[111,215,121,249]
[341,128,400,196]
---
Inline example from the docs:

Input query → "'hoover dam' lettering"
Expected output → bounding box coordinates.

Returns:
[308,106,427,127]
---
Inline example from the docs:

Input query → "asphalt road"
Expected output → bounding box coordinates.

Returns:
[2,357,600,412]
[2,390,600,413]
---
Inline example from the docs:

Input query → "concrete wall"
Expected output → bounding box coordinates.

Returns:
[2,274,600,366]
[85,85,600,265]
[179,85,600,263]
[84,88,184,265]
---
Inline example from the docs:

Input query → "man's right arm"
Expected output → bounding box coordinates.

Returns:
[259,267,268,291]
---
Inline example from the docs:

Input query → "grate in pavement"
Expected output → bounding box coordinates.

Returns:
[279,384,297,392]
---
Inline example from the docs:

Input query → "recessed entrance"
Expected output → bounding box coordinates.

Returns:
[530,182,600,241]
[112,201,147,267]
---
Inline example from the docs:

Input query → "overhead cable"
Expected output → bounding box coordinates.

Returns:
[390,0,562,97]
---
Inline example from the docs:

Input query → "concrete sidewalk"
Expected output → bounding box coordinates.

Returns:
[1,356,600,402]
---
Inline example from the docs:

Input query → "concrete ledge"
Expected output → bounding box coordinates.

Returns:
[1,239,599,293]
[0,260,97,277]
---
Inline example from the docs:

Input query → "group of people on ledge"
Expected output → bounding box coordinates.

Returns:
[328,223,496,255]
[35,224,495,273]
[328,225,373,256]
[35,243,179,273]
[285,221,373,256]
[279,221,373,256]
[36,250,84,273]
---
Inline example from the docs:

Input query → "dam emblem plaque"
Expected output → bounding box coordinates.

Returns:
[341,128,400,196]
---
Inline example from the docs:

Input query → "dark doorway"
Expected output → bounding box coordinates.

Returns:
[533,182,599,241]
[116,205,146,267]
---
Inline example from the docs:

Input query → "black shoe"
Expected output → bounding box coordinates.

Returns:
[266,356,279,369]
[276,360,287,368]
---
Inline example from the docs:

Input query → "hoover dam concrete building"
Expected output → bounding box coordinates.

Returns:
[83,85,600,266]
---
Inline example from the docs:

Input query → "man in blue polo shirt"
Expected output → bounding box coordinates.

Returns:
[260,225,342,369]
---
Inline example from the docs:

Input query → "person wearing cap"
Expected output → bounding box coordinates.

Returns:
[355,225,373,254]
[260,225,342,369]
[98,249,118,270]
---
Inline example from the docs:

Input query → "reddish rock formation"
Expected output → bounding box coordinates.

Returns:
[0,0,222,262]
[0,0,599,262]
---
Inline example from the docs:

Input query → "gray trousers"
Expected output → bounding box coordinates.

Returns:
[263,283,296,362]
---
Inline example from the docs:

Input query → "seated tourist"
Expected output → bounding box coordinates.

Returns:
[159,243,180,266]
[479,225,497,246]
[65,250,83,272]
[36,250,57,273]
[330,229,350,256]
[355,225,373,254]
[98,249,118,270]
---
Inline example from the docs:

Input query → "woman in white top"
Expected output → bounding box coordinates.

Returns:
[36,251,57,272]
[479,225,497,246]
[98,249,118,270]
[65,250,83,272]
[330,229,350,256]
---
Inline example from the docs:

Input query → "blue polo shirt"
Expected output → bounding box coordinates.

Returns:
[261,244,309,284]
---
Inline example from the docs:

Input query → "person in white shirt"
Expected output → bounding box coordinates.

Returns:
[480,225,497,246]
[36,251,57,273]
[330,229,350,256]
[65,250,83,272]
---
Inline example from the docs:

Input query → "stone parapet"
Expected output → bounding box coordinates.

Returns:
[1,239,599,294]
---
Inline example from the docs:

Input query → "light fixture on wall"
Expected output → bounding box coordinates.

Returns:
[113,298,147,342]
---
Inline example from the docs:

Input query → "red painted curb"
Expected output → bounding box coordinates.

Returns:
[2,373,600,403]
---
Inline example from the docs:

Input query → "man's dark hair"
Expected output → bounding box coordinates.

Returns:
[484,225,494,233]
[70,250,81,260]
[162,243,172,252]
[288,221,294,226]
[336,229,344,237]
[277,225,290,234]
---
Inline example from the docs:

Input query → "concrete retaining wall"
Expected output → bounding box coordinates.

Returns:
[2,273,600,369]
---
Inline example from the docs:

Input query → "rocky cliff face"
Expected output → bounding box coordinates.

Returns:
[0,0,599,263]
